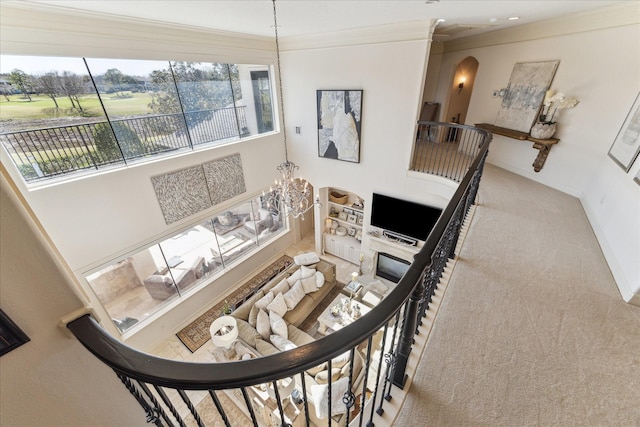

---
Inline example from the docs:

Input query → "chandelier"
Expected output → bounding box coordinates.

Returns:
[265,0,318,219]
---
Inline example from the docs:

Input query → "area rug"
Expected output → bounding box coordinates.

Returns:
[299,282,344,338]
[177,255,294,352]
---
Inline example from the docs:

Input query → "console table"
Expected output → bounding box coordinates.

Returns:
[476,123,559,172]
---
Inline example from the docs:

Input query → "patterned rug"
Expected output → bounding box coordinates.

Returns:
[177,255,294,352]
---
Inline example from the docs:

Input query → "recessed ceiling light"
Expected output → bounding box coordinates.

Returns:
[425,0,440,4]
[489,18,499,23]
[508,16,521,21]
[436,18,446,23]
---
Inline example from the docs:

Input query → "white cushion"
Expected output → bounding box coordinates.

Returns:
[284,281,306,310]
[331,351,350,369]
[266,292,288,317]
[315,271,325,288]
[300,265,316,279]
[270,334,297,351]
[269,310,288,339]
[256,309,271,340]
[310,377,350,419]
[255,291,275,310]
[287,269,302,285]
[301,276,317,294]
[271,278,290,295]
[294,252,320,266]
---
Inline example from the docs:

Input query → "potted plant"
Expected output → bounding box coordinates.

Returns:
[531,90,579,139]
[220,299,233,316]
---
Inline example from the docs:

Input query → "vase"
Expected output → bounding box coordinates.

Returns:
[530,122,557,139]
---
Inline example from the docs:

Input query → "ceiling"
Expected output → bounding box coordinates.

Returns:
[17,0,623,40]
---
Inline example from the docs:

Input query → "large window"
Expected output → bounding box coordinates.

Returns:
[0,55,274,182]
[84,193,285,334]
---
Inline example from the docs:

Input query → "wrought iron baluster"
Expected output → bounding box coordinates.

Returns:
[207,389,232,427]
[177,389,204,427]
[153,385,187,427]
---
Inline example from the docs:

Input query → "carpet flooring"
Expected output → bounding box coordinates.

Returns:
[395,164,640,426]
[176,255,293,352]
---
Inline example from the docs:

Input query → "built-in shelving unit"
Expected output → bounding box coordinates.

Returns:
[322,188,364,264]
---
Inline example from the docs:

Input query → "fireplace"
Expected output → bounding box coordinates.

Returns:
[375,252,411,283]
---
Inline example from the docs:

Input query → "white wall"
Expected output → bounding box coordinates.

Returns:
[432,6,640,302]
[282,34,455,220]
[0,171,145,427]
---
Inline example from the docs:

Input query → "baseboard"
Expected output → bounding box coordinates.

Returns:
[580,196,639,306]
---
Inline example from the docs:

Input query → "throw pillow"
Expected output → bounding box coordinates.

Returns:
[270,334,297,351]
[314,368,343,385]
[256,309,271,340]
[310,377,350,419]
[248,305,260,327]
[283,281,306,310]
[266,292,288,317]
[300,265,316,279]
[293,252,320,266]
[271,278,290,295]
[315,271,325,288]
[255,338,279,356]
[235,318,261,347]
[341,353,363,380]
[269,310,288,339]
[286,269,302,285]
[306,362,328,377]
[255,291,275,311]
[301,275,317,294]
[331,351,350,369]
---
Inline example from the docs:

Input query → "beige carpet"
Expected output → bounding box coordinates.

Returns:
[395,164,640,426]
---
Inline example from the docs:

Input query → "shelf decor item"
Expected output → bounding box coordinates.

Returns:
[330,191,348,204]
[530,90,579,139]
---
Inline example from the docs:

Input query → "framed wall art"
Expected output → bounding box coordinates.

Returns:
[495,60,559,133]
[317,90,363,163]
[0,309,30,357]
[608,93,640,172]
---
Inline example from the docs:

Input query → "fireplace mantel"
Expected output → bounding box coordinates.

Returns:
[369,235,420,263]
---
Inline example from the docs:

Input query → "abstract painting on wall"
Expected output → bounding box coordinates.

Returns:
[495,61,559,133]
[152,165,212,224]
[203,153,246,205]
[317,90,363,163]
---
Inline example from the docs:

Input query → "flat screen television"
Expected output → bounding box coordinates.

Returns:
[371,193,442,241]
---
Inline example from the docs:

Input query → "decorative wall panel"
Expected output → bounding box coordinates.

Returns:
[152,165,212,224]
[203,153,247,205]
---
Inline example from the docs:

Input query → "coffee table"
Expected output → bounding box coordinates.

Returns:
[317,294,371,335]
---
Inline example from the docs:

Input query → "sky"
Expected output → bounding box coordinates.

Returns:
[0,55,170,76]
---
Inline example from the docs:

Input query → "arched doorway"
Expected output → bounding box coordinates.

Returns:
[444,56,479,125]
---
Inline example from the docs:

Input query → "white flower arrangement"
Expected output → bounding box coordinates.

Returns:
[539,90,579,123]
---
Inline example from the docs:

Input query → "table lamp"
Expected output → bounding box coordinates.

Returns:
[210,315,238,358]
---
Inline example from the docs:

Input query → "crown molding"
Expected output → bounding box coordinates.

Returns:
[443,3,640,53]
[0,2,275,60]
[280,20,434,51]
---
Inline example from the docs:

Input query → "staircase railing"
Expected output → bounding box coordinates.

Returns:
[411,121,487,182]
[67,123,491,427]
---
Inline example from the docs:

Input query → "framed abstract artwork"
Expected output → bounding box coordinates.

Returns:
[608,93,640,172]
[317,90,363,163]
[495,60,559,133]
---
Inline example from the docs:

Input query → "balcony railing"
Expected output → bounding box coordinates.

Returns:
[66,123,491,426]
[411,121,487,183]
[0,106,247,182]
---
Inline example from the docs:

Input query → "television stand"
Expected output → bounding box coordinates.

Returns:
[382,230,417,246]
